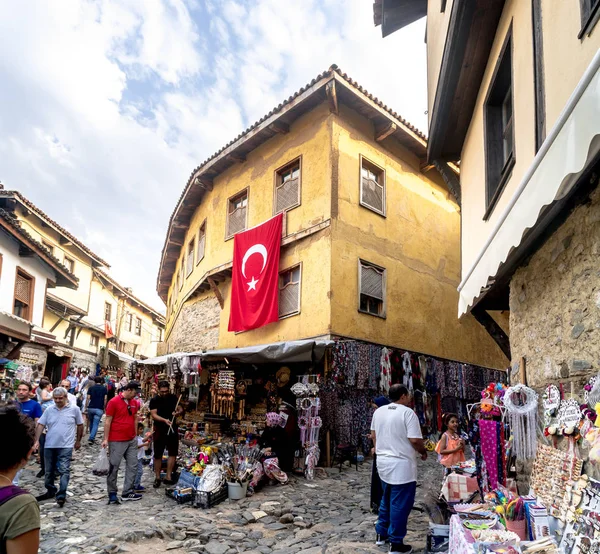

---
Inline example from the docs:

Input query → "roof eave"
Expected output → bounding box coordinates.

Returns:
[373,0,427,37]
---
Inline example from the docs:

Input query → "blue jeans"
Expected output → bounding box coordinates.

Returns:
[134,459,143,489]
[88,408,103,441]
[376,480,417,545]
[44,448,72,501]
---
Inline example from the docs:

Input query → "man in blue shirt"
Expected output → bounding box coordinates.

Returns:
[34,387,84,507]
[66,370,79,395]
[12,382,42,486]
[16,382,43,420]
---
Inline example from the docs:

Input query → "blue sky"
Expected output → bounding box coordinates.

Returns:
[0,0,426,311]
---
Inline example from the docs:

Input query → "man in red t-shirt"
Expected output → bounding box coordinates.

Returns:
[102,381,141,504]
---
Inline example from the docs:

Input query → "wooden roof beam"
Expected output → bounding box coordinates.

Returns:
[268,121,289,134]
[168,238,184,247]
[326,80,338,114]
[229,152,246,163]
[207,277,224,310]
[375,122,397,142]
[194,176,213,192]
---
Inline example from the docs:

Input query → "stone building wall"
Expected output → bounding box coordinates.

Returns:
[165,296,220,354]
[509,185,600,388]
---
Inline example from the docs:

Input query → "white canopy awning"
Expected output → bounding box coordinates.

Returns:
[137,352,187,366]
[108,348,138,364]
[0,310,32,341]
[458,50,600,316]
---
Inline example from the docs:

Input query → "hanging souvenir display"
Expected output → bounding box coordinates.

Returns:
[211,370,235,417]
[236,380,247,420]
[503,384,539,460]
[380,347,391,395]
[291,376,321,480]
[557,398,583,435]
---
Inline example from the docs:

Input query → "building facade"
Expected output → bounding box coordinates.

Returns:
[0,208,77,371]
[0,188,164,381]
[375,1,600,387]
[157,66,507,370]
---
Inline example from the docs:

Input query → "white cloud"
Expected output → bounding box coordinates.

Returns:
[0,0,426,312]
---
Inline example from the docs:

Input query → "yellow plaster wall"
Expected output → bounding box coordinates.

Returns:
[330,108,508,368]
[119,301,161,358]
[425,0,454,125]
[166,103,333,340]
[460,0,600,278]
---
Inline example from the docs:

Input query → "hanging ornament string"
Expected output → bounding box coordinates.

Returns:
[503,384,539,460]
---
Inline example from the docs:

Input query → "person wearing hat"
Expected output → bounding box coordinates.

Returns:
[102,381,142,504]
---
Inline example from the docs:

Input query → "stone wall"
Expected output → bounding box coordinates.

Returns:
[165,296,220,353]
[509,185,600,388]
[65,347,99,371]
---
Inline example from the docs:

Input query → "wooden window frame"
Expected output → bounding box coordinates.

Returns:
[197,220,206,265]
[64,255,75,273]
[278,263,302,319]
[186,238,195,277]
[135,317,142,336]
[532,0,546,152]
[273,156,302,215]
[483,25,515,220]
[126,313,133,333]
[90,334,99,347]
[41,240,54,256]
[358,259,387,319]
[579,0,600,38]
[179,258,184,290]
[359,155,386,217]
[225,188,249,241]
[104,301,112,322]
[13,267,35,322]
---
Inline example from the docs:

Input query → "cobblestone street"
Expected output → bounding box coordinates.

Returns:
[20,442,440,554]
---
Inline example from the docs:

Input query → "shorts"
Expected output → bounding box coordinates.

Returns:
[153,429,179,459]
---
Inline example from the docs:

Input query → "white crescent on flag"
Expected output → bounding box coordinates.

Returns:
[241,244,268,292]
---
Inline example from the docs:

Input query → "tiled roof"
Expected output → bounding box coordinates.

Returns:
[157,64,428,298]
[94,268,165,324]
[0,209,78,286]
[0,190,110,268]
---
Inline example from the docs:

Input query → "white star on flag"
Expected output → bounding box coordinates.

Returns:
[247,276,259,291]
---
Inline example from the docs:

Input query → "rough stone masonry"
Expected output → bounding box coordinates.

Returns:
[509,184,600,388]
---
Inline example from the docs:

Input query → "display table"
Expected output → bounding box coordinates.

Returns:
[448,514,477,554]
[440,472,479,503]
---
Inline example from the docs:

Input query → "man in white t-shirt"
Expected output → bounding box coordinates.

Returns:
[370,384,427,554]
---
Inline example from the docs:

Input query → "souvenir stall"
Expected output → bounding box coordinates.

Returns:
[166,340,329,494]
[437,376,600,553]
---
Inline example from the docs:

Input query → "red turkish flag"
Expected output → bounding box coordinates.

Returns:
[228,213,283,332]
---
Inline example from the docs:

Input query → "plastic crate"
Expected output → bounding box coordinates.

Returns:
[192,484,227,509]
[165,486,193,504]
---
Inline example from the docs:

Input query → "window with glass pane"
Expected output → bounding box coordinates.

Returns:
[135,317,142,336]
[90,334,99,347]
[359,260,385,317]
[42,240,54,256]
[275,160,301,214]
[197,222,206,264]
[104,302,112,322]
[13,270,33,320]
[227,191,248,238]
[187,239,195,276]
[179,259,184,290]
[360,158,385,215]
[127,313,133,332]
[279,266,301,318]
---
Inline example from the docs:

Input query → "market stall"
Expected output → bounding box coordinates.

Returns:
[427,376,600,553]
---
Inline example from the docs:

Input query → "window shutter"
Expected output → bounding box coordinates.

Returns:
[279,280,299,317]
[15,273,31,304]
[197,231,206,262]
[276,177,300,213]
[361,177,384,214]
[360,264,383,300]
[228,206,246,236]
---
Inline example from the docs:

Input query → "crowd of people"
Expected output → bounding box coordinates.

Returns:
[1,372,442,554]
[0,367,185,554]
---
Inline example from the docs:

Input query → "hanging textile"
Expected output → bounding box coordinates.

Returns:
[380,347,391,395]
[402,352,413,391]
[479,419,500,489]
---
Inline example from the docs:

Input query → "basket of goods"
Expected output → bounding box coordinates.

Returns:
[192,465,227,509]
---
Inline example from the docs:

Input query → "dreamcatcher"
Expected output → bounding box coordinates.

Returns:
[291,376,322,480]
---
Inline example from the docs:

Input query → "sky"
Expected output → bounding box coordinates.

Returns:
[0,0,427,312]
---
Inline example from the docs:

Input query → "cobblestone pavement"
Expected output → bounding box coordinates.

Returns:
[20,442,442,554]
